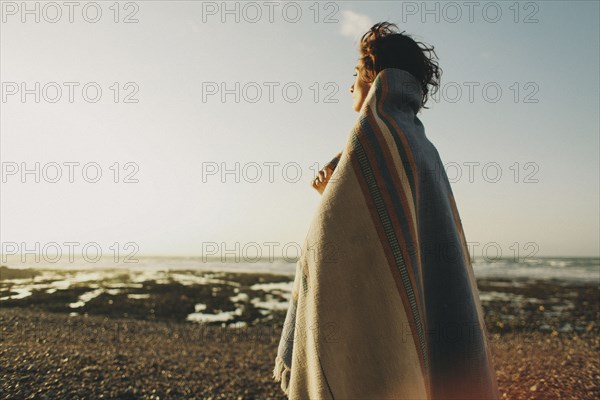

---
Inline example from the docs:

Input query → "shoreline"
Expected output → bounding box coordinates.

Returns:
[1,267,598,336]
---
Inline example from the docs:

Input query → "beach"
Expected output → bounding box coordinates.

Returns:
[1,266,598,399]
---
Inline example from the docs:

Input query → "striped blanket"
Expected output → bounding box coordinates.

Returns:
[273,68,499,400]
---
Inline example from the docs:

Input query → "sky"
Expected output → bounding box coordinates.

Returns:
[1,0,599,261]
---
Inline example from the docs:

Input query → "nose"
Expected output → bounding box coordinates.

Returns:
[349,84,354,93]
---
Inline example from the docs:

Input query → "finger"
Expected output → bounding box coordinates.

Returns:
[312,180,324,192]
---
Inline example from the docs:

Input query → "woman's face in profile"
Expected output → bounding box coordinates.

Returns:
[350,65,372,112]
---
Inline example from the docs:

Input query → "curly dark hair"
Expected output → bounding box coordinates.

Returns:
[359,21,442,109]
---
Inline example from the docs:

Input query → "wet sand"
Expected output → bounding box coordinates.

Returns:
[1,268,598,399]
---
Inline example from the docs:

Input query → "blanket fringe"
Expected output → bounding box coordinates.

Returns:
[273,355,291,396]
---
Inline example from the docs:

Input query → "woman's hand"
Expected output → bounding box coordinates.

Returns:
[312,151,342,195]
[311,165,335,195]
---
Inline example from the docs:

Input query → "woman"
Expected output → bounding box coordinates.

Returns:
[274,22,500,400]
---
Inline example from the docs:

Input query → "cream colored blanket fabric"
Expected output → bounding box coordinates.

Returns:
[273,68,499,400]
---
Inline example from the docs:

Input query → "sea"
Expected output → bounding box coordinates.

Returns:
[1,255,599,284]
